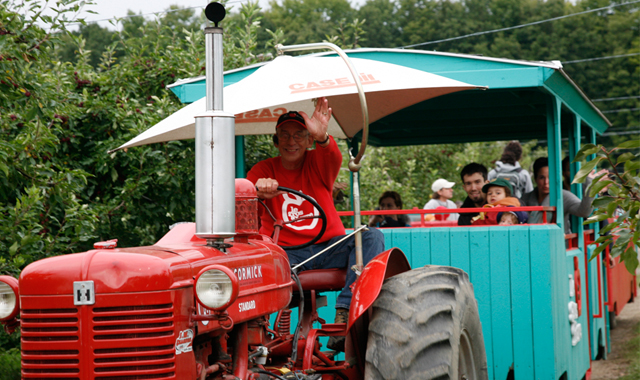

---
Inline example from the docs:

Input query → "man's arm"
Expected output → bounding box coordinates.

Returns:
[563,169,607,218]
[310,136,342,189]
[563,189,593,218]
[298,97,341,189]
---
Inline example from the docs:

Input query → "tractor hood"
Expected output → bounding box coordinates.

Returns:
[19,247,191,295]
[19,223,289,296]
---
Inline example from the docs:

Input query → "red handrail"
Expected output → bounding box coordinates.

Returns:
[337,206,556,227]
[565,233,579,249]
[584,229,595,244]
[604,245,614,309]
[581,229,605,319]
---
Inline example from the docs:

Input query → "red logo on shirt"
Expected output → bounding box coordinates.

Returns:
[281,193,319,231]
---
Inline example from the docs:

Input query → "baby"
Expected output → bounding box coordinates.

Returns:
[498,210,529,225]
[472,178,523,225]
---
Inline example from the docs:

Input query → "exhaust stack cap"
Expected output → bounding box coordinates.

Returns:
[205,2,226,27]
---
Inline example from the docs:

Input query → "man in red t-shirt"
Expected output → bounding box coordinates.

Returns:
[247,97,384,351]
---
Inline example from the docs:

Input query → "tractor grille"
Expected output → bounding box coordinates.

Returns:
[21,307,81,379]
[21,294,178,379]
[92,302,176,379]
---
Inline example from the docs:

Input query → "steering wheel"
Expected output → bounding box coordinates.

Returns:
[258,186,327,250]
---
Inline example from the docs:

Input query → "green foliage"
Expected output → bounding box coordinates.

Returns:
[0,0,284,356]
[357,0,401,48]
[262,0,355,46]
[1,0,283,274]
[225,1,278,67]
[0,0,100,276]
[57,23,119,67]
[324,18,367,49]
[0,348,20,380]
[574,142,640,274]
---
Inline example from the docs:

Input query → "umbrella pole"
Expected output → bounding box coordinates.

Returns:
[352,170,364,274]
[277,42,370,276]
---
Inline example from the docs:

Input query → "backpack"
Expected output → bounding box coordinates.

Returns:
[495,167,525,198]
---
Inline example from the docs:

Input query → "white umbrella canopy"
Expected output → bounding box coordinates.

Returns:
[112,55,481,152]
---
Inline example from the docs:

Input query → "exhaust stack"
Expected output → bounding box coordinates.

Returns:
[195,3,235,244]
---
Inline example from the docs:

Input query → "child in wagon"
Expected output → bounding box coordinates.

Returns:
[472,178,525,225]
[497,209,529,225]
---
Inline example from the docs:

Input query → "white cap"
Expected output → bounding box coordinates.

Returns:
[432,178,455,192]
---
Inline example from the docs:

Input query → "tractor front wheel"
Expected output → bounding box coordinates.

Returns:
[365,265,487,380]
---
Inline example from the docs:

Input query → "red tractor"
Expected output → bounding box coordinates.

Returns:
[0,3,486,379]
[0,180,486,380]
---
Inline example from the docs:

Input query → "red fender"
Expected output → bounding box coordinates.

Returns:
[348,248,411,330]
[344,248,411,373]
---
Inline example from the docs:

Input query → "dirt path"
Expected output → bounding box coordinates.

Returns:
[590,288,640,379]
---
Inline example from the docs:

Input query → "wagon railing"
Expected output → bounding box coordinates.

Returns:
[337,206,556,226]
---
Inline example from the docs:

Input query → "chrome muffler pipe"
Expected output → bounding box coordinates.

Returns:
[195,3,235,243]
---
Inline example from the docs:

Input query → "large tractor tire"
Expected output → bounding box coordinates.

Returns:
[365,266,488,380]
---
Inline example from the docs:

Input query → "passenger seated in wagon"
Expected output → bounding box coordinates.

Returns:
[497,209,529,225]
[521,157,605,233]
[471,178,523,225]
[424,178,459,221]
[487,141,534,198]
[458,163,490,225]
[368,191,410,228]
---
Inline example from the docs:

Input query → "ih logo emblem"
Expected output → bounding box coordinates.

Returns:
[73,281,95,305]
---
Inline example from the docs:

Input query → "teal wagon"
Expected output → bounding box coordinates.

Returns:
[168,48,634,380]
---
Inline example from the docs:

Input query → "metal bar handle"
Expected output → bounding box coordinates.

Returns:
[291,225,369,272]
[276,42,369,170]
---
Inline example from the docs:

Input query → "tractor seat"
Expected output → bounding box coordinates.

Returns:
[296,268,346,292]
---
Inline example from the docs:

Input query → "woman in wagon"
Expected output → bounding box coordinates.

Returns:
[521,157,604,233]
[423,178,459,221]
[368,191,410,228]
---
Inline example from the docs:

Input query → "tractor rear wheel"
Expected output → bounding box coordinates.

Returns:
[365,266,487,380]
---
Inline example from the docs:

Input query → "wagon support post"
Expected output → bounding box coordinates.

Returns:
[569,114,585,247]
[547,96,565,231]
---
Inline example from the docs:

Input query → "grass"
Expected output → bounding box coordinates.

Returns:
[619,317,640,379]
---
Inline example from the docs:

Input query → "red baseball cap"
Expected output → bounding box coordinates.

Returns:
[276,111,306,129]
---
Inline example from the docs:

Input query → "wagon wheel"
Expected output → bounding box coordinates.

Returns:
[365,265,488,380]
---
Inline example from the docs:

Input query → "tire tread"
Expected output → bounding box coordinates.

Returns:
[365,265,487,380]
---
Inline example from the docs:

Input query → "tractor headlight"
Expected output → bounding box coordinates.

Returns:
[195,266,239,311]
[0,276,19,321]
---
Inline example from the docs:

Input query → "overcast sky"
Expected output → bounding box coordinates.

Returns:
[35,0,274,30]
